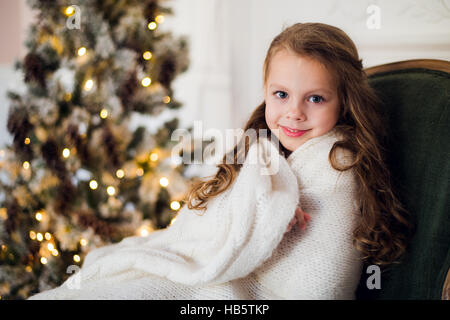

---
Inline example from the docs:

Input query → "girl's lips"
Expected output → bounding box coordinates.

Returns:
[280,126,309,137]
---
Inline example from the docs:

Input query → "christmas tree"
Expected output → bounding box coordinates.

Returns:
[0,0,195,299]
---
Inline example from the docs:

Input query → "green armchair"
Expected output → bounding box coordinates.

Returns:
[355,59,450,300]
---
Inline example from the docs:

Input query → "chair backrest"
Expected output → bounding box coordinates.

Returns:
[355,59,450,300]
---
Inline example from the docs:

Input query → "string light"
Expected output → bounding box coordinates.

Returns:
[170,216,177,226]
[40,257,48,265]
[89,180,98,190]
[143,51,152,60]
[141,77,151,87]
[25,266,32,272]
[24,137,30,144]
[51,249,59,256]
[84,79,94,91]
[44,232,52,240]
[106,186,116,196]
[29,231,36,240]
[47,243,54,251]
[116,169,125,179]
[163,96,171,104]
[77,47,87,56]
[36,233,43,242]
[136,168,144,176]
[149,152,158,162]
[0,207,8,220]
[159,177,169,187]
[147,22,157,30]
[170,201,181,211]
[155,15,165,24]
[23,161,30,170]
[80,238,88,246]
[35,212,43,221]
[100,108,108,119]
[62,148,70,158]
[73,255,81,263]
[64,6,74,16]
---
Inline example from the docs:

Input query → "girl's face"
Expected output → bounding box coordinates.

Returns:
[264,50,340,152]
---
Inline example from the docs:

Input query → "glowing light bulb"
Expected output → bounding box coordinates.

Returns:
[136,168,144,176]
[106,186,116,196]
[89,180,98,190]
[80,238,88,246]
[40,257,48,265]
[65,6,74,16]
[35,212,43,221]
[155,15,165,24]
[116,169,125,179]
[159,177,169,187]
[77,47,86,56]
[149,152,158,162]
[29,231,36,240]
[36,233,43,242]
[51,250,59,256]
[62,148,70,158]
[23,161,30,169]
[24,137,30,144]
[44,232,51,240]
[73,255,80,262]
[141,77,151,87]
[163,96,171,104]
[143,51,152,60]
[84,79,94,91]
[100,108,108,119]
[47,243,54,251]
[147,22,157,30]
[170,201,181,210]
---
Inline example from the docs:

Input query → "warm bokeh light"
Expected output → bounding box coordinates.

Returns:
[29,231,36,240]
[73,255,81,262]
[24,137,30,144]
[170,201,181,210]
[163,96,171,104]
[159,177,169,187]
[65,6,74,16]
[106,186,116,196]
[147,22,157,30]
[44,232,51,240]
[77,47,87,56]
[149,152,158,162]
[35,212,43,221]
[80,238,88,246]
[89,180,98,190]
[155,15,165,24]
[62,148,70,158]
[23,161,30,170]
[141,77,151,87]
[84,79,94,91]
[100,108,108,119]
[40,257,48,265]
[36,233,43,242]
[143,51,152,60]
[116,169,125,179]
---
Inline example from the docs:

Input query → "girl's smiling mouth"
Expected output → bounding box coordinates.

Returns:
[280,126,309,137]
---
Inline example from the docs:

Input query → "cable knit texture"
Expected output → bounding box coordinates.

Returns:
[28,128,363,300]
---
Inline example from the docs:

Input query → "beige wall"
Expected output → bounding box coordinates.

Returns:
[0,0,35,64]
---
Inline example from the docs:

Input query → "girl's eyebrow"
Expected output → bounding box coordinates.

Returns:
[269,83,333,95]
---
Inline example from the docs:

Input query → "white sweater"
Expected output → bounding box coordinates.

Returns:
[29,128,363,300]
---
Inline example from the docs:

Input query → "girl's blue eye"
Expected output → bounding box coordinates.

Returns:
[308,95,324,103]
[274,91,287,99]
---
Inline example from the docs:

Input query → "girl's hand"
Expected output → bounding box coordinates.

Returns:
[286,207,311,233]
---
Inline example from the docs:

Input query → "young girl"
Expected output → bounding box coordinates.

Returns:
[29,22,413,300]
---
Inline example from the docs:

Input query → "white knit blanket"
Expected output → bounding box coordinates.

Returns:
[29,128,363,300]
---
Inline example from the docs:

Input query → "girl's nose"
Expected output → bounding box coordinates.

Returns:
[286,101,306,121]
